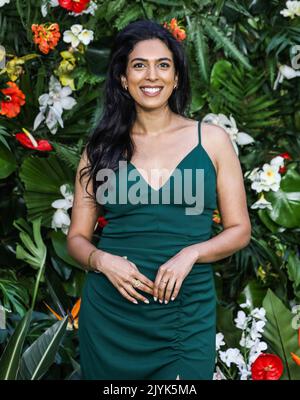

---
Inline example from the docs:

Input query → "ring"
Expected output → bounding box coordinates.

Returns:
[132,279,141,288]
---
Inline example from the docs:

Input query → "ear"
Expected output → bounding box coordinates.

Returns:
[120,75,127,86]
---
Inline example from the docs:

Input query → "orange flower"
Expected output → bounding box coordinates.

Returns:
[213,209,221,224]
[44,298,81,330]
[32,23,61,54]
[291,352,300,366]
[0,81,25,118]
[163,18,186,42]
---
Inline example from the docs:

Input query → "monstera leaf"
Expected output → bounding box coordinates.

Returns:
[265,164,300,228]
[19,155,74,228]
[262,289,300,380]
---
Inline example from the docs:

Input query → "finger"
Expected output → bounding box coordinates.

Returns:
[153,268,165,300]
[164,277,177,303]
[125,283,150,304]
[118,286,139,304]
[136,272,154,291]
[127,261,154,291]
[131,278,153,295]
[158,277,169,303]
[170,279,183,301]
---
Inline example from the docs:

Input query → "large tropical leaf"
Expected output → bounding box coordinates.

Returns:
[265,164,300,228]
[0,142,16,179]
[17,316,68,380]
[262,289,300,380]
[19,155,74,227]
[0,308,32,380]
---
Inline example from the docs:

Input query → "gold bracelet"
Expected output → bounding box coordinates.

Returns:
[87,249,101,273]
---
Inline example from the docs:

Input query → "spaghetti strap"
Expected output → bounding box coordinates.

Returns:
[198,120,202,147]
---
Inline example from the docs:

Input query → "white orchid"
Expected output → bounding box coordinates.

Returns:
[33,75,77,134]
[203,113,255,155]
[273,64,300,90]
[219,348,246,369]
[250,193,273,210]
[214,304,268,380]
[213,365,227,380]
[40,0,59,16]
[216,332,225,351]
[0,0,10,7]
[246,155,284,197]
[51,184,74,235]
[259,163,282,191]
[234,310,249,330]
[280,1,300,19]
[63,24,94,48]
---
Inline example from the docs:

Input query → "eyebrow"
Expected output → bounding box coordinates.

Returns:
[130,57,172,63]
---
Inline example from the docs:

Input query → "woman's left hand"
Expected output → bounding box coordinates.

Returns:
[153,246,199,304]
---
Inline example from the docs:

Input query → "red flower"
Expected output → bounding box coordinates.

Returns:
[97,216,108,228]
[0,81,25,118]
[15,132,53,151]
[251,353,284,380]
[278,152,292,174]
[58,0,90,13]
[163,18,186,42]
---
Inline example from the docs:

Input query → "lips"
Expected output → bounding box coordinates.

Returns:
[140,86,164,96]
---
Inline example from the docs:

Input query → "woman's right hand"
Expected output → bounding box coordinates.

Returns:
[95,251,154,304]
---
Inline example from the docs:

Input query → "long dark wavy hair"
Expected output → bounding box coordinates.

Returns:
[80,18,192,201]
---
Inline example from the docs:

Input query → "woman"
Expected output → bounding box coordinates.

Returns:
[67,19,251,380]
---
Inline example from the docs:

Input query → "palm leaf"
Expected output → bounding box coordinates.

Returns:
[19,155,74,227]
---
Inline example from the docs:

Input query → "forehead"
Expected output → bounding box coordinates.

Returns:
[128,39,173,60]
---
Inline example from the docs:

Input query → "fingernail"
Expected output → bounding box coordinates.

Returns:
[144,299,149,304]
[165,300,168,304]
[133,300,138,304]
[171,297,175,301]
[153,297,157,301]
[159,299,162,303]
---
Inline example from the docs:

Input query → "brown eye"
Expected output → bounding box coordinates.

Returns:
[133,63,144,68]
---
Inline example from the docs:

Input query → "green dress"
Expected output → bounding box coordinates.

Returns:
[78,119,217,380]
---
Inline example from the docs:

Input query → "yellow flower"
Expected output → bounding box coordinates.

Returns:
[1,54,39,81]
[54,51,76,90]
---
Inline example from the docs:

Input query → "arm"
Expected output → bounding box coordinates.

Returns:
[186,125,252,264]
[66,147,109,272]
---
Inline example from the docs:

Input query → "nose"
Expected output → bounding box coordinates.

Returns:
[146,63,159,80]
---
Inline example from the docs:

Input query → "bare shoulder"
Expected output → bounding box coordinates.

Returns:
[201,122,238,173]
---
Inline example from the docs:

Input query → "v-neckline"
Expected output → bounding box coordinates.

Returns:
[128,121,201,192]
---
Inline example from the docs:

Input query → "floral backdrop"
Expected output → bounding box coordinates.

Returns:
[0,0,300,380]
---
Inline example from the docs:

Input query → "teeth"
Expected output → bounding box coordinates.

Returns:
[141,87,162,93]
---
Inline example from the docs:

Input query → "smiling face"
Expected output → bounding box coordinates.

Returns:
[121,39,178,109]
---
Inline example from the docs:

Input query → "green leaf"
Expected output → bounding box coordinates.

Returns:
[19,155,74,227]
[193,25,210,83]
[0,143,16,178]
[286,252,300,301]
[0,309,32,380]
[17,316,68,380]
[265,165,300,228]
[262,289,300,380]
[204,21,252,70]
[49,230,84,270]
